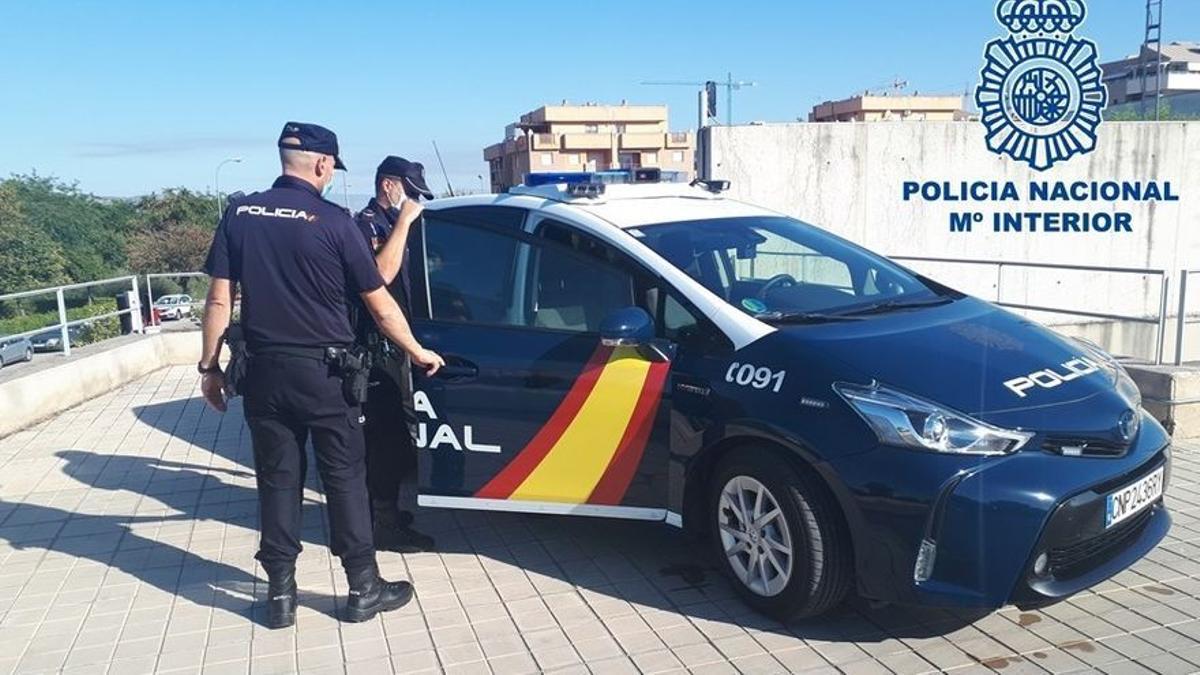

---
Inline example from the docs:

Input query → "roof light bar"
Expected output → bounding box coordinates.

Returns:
[523,168,689,188]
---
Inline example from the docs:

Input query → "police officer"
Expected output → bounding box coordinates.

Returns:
[197,122,444,629]
[354,156,435,553]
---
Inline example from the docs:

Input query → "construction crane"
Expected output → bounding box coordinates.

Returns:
[1143,0,1164,120]
[642,73,757,127]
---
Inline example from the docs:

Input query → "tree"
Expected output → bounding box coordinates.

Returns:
[0,183,69,295]
[1106,101,1200,122]
[3,174,134,283]
[126,189,219,290]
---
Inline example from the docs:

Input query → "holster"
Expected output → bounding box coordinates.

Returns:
[327,345,372,406]
[223,323,249,397]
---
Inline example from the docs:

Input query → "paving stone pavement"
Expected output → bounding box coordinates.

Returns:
[0,365,1199,674]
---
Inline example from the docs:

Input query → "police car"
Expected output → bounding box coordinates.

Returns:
[406,169,1170,619]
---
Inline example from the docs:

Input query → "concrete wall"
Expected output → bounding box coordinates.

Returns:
[0,332,200,438]
[702,121,1200,361]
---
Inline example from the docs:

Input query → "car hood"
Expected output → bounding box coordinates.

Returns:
[777,298,1134,426]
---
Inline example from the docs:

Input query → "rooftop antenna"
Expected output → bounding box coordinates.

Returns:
[866,77,909,96]
[431,140,454,197]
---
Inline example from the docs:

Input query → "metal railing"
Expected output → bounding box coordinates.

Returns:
[0,276,142,357]
[1176,269,1200,366]
[890,256,1172,364]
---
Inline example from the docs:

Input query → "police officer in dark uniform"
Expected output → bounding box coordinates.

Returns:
[197,122,444,629]
[354,156,435,553]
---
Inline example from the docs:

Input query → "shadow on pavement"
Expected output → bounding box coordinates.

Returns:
[31,396,988,639]
[0,498,263,623]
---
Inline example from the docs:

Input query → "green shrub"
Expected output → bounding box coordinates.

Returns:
[0,298,118,338]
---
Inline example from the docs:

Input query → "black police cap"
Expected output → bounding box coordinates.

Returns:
[376,156,434,200]
[278,121,347,170]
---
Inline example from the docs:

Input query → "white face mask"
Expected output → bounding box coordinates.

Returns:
[388,181,406,208]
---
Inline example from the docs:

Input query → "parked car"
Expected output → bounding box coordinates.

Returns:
[400,169,1169,620]
[152,294,193,321]
[0,336,34,367]
[30,325,83,352]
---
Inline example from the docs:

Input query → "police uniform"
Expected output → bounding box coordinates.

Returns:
[353,157,435,551]
[204,122,412,627]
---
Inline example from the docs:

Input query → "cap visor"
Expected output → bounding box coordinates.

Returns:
[334,156,347,170]
[404,175,435,199]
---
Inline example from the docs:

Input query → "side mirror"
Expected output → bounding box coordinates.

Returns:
[599,307,654,348]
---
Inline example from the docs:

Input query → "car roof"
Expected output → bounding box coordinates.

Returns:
[427,184,783,229]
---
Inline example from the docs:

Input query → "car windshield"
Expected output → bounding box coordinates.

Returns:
[630,216,944,319]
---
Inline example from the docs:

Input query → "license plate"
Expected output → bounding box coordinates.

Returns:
[1105,466,1165,529]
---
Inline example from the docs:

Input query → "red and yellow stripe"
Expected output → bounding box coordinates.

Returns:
[476,344,669,505]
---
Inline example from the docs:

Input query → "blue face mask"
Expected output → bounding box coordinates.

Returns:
[322,179,334,197]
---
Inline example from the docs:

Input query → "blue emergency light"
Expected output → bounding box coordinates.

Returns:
[523,168,688,188]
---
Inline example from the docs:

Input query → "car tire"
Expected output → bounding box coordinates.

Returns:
[709,448,852,620]
[24,348,32,362]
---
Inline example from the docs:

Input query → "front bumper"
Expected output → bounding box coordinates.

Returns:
[827,411,1172,609]
[1011,450,1170,607]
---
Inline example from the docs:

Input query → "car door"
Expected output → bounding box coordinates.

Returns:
[411,206,675,519]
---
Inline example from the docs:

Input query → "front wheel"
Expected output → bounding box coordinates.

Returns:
[710,449,852,620]
[24,347,32,362]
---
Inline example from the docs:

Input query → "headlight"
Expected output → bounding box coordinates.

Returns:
[1070,337,1141,408]
[834,382,1033,455]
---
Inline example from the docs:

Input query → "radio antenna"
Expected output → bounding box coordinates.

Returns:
[432,140,454,197]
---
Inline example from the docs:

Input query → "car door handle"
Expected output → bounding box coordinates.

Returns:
[435,356,479,381]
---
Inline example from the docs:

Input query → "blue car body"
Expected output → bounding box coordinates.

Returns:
[406,179,1170,614]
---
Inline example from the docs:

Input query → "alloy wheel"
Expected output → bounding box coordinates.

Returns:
[717,475,794,596]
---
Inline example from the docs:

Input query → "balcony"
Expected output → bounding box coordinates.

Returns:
[619,133,664,150]
[531,133,560,150]
[561,133,612,150]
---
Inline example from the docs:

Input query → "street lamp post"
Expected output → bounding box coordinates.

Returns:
[215,157,243,216]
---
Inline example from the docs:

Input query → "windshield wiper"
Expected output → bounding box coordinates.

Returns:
[840,296,955,316]
[755,311,867,324]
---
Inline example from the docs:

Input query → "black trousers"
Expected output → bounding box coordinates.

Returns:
[363,354,418,508]
[242,352,375,577]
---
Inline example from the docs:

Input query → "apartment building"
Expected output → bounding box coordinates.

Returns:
[483,103,694,192]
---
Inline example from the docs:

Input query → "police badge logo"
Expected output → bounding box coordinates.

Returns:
[975,0,1108,171]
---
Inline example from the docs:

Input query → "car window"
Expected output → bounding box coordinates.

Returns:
[434,205,527,231]
[632,216,938,317]
[526,236,633,333]
[536,218,732,347]
[424,215,634,333]
[735,229,852,292]
[423,216,523,326]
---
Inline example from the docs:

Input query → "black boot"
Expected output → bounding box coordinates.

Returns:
[265,567,297,629]
[372,500,431,553]
[344,566,414,623]
[374,523,435,553]
[372,498,414,530]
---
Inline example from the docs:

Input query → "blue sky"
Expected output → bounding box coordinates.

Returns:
[1,1,1195,200]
